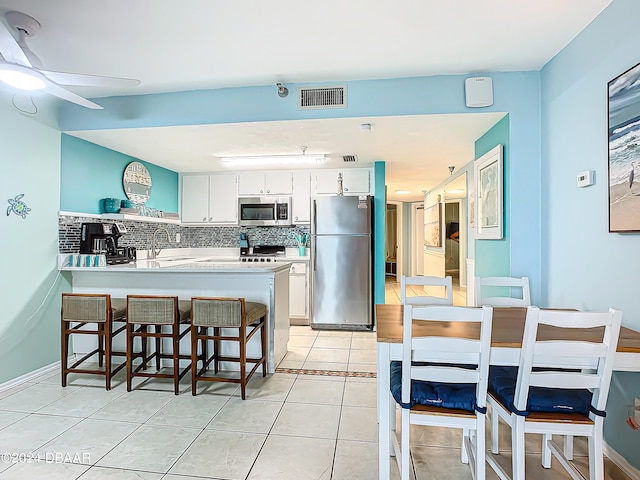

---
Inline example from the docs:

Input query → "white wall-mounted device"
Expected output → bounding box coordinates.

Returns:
[577,170,595,188]
[465,77,493,108]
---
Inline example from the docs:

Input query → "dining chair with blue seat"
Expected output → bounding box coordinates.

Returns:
[389,304,494,480]
[486,306,623,480]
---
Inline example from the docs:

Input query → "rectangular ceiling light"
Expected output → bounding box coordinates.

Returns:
[220,154,326,167]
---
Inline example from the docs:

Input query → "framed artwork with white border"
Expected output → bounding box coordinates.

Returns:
[474,144,503,240]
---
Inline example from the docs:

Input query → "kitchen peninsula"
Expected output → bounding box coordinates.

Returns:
[60,256,291,373]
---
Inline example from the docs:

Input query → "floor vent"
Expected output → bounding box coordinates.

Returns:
[342,155,358,163]
[299,86,347,109]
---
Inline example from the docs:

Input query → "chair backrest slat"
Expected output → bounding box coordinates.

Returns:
[513,306,622,414]
[401,275,453,306]
[475,276,531,307]
[402,305,493,408]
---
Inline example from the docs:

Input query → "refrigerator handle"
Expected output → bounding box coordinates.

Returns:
[312,199,317,235]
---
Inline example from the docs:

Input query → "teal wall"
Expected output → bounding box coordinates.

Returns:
[474,116,512,281]
[0,99,69,384]
[540,0,640,467]
[374,162,386,308]
[60,134,179,214]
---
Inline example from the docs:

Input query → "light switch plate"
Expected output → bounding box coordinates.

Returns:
[175,233,181,243]
[577,170,594,187]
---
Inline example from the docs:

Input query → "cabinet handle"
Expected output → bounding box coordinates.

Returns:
[260,189,263,194]
[202,217,207,222]
[209,217,213,222]
[295,216,298,221]
[267,189,270,193]
[344,188,349,192]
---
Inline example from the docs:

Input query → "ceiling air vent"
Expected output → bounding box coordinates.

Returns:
[299,86,347,109]
[342,155,358,163]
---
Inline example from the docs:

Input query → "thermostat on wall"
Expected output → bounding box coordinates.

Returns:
[577,170,595,188]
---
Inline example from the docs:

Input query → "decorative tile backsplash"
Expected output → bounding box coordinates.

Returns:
[58,215,310,253]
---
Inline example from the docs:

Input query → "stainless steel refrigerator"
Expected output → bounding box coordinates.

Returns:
[310,195,373,329]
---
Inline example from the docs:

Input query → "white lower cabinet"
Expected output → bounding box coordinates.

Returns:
[288,262,308,323]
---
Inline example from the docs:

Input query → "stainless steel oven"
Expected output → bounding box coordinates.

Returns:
[238,197,292,227]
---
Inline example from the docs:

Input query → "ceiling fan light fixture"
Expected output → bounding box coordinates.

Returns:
[0,64,45,90]
[220,154,326,167]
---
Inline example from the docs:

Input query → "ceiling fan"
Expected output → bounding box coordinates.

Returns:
[0,10,140,109]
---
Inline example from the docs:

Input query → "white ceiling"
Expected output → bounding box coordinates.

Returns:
[0,0,611,201]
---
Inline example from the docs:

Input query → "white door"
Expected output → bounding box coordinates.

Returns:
[412,203,424,275]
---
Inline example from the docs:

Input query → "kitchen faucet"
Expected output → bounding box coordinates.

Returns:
[149,227,171,260]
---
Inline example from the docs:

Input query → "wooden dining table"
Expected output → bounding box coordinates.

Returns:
[375,304,640,480]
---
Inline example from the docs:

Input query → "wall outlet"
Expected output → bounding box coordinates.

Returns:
[175,233,181,243]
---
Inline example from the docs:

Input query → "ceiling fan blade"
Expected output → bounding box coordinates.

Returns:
[39,69,141,88]
[44,80,103,109]
[0,21,32,67]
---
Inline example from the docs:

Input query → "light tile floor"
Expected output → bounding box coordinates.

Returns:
[0,366,632,479]
[0,294,632,479]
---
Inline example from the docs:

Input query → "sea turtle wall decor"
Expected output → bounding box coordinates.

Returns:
[7,194,31,219]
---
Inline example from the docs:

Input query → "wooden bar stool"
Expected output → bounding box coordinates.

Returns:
[61,293,127,390]
[190,297,267,399]
[126,295,192,395]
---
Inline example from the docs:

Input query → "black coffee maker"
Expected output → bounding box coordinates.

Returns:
[80,222,131,264]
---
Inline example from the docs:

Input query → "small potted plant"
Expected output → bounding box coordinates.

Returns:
[295,233,308,256]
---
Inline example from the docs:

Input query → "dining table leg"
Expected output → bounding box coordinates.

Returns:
[378,341,391,480]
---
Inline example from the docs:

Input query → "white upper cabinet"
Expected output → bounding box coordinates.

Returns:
[209,174,238,223]
[181,173,237,224]
[314,169,371,195]
[238,171,293,196]
[292,171,311,224]
[181,175,210,223]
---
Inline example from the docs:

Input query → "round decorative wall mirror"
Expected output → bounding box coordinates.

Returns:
[122,161,152,205]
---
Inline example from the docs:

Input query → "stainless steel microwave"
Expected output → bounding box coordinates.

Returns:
[238,197,292,226]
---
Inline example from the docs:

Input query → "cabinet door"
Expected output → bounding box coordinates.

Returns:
[181,175,210,223]
[292,171,310,223]
[238,172,265,196]
[314,170,340,194]
[209,174,238,223]
[265,171,293,195]
[342,169,370,194]
[289,263,308,318]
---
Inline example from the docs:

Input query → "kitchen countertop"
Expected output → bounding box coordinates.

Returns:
[57,247,311,273]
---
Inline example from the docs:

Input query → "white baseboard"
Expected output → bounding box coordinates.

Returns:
[0,357,73,393]
[604,442,640,480]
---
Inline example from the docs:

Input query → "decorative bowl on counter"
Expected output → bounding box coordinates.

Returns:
[102,198,121,213]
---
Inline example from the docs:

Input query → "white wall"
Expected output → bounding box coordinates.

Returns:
[541,0,640,468]
[0,96,65,383]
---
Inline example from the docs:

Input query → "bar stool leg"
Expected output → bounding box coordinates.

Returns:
[97,323,104,368]
[172,323,180,395]
[213,327,220,373]
[261,316,267,377]
[191,324,198,396]
[61,320,69,387]
[240,329,247,400]
[126,321,133,392]
[104,318,112,390]
[155,325,162,370]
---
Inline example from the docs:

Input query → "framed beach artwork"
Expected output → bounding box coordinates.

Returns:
[474,145,503,240]
[608,61,640,232]
[423,202,442,247]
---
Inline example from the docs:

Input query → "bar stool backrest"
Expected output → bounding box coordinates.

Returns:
[191,298,244,327]
[62,294,109,323]
[127,296,177,324]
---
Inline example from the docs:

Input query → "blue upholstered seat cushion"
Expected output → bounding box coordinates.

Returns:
[389,361,478,412]
[488,366,593,416]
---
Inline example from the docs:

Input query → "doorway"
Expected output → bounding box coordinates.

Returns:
[385,201,403,281]
[444,201,461,287]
